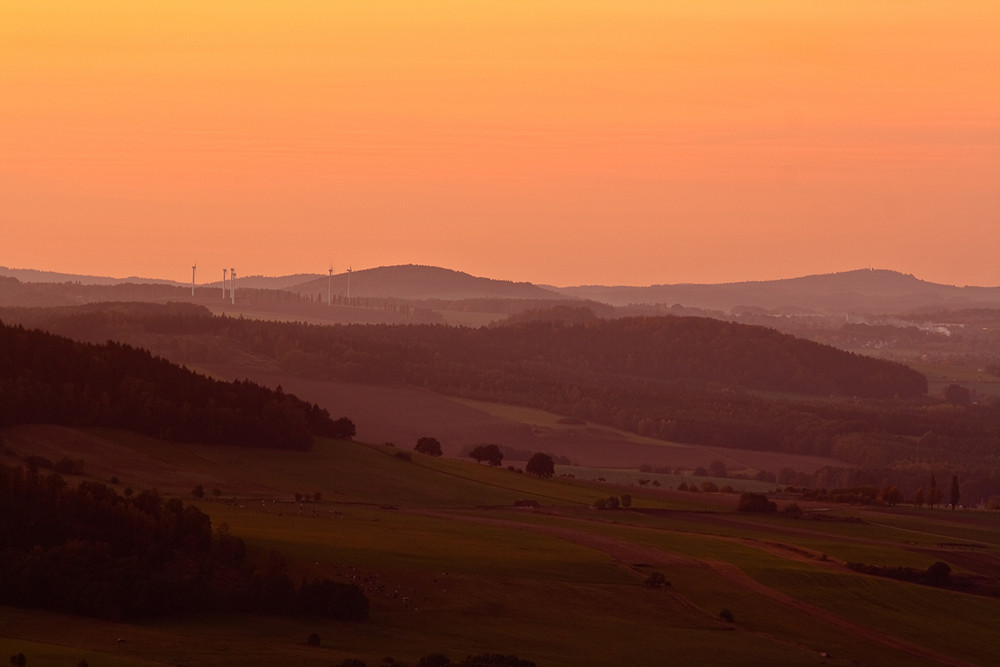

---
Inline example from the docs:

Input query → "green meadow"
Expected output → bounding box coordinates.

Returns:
[2,426,998,666]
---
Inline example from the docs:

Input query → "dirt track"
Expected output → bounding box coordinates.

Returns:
[411,508,978,667]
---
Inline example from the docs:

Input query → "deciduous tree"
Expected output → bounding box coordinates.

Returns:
[928,473,943,508]
[414,437,443,457]
[469,444,503,467]
[525,453,554,479]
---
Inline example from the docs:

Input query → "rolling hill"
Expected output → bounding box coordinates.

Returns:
[283,264,563,301]
[5,265,998,318]
[555,269,1000,313]
[0,266,183,287]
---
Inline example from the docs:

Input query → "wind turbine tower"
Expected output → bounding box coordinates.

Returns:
[328,267,333,306]
[347,267,352,302]
[222,268,227,299]
[231,268,236,305]
[191,264,196,297]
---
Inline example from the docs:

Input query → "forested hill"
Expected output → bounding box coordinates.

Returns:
[8,304,998,478]
[0,321,354,448]
[5,304,926,399]
[264,312,924,400]
[483,314,928,399]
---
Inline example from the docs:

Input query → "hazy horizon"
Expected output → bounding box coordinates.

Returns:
[3,2,998,288]
[4,262,999,290]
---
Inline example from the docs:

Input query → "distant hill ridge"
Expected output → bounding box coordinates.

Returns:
[0,266,183,287]
[283,264,563,301]
[555,268,1000,313]
[4,265,998,314]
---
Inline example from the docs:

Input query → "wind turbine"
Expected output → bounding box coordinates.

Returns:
[328,266,333,306]
[191,264,196,297]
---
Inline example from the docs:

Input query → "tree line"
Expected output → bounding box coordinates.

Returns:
[0,321,355,449]
[0,462,368,621]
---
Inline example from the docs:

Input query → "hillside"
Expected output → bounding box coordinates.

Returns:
[1,424,998,666]
[284,264,563,301]
[205,273,326,290]
[0,266,182,287]
[6,266,999,326]
[0,321,353,448]
[556,269,1000,313]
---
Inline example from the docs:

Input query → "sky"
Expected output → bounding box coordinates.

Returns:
[2,1,998,287]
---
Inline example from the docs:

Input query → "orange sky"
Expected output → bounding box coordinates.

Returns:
[2,1,998,286]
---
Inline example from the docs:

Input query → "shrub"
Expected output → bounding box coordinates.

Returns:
[416,654,452,667]
[737,493,777,513]
[307,632,321,646]
[53,457,85,475]
[925,561,951,586]
[782,502,803,517]
[458,655,537,667]
[643,571,669,588]
[298,579,369,620]
[720,609,734,623]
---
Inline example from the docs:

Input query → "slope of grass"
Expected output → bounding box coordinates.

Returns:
[2,424,998,666]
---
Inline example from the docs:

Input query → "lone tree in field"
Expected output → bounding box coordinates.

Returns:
[469,443,503,467]
[414,436,443,457]
[950,475,960,510]
[526,452,555,479]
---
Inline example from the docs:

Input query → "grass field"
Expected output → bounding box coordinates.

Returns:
[2,425,998,666]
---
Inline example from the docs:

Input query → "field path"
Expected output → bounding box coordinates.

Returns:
[410,508,978,667]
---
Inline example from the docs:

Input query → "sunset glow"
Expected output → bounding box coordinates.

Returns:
[2,1,998,285]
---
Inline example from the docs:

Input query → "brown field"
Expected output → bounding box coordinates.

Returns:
[196,363,844,475]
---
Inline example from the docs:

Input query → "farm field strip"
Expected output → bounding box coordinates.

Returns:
[403,508,980,666]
